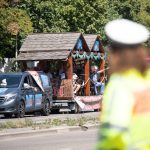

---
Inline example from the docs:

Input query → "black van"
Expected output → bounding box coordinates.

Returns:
[0,72,52,118]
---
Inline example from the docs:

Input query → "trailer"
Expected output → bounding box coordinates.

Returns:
[17,33,105,113]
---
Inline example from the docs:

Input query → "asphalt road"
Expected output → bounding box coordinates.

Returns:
[0,129,99,150]
[0,111,100,123]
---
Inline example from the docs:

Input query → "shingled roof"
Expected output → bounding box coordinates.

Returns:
[84,34,104,52]
[16,51,70,60]
[17,32,88,60]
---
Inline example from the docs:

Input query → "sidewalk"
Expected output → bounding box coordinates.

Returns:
[0,124,100,138]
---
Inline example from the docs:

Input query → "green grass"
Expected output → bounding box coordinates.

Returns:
[0,117,99,130]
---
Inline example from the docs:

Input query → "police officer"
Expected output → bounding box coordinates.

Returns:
[95,19,150,150]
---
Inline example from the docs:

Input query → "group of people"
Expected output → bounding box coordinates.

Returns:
[25,59,105,96]
[26,61,64,80]
[72,65,105,95]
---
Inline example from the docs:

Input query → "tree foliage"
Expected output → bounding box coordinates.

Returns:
[0,0,33,58]
[109,0,150,46]
[18,0,120,38]
[0,0,150,58]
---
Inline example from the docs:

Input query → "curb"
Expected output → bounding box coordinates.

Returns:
[0,124,100,139]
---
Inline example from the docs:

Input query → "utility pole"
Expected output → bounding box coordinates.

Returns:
[7,22,20,71]
[15,33,18,59]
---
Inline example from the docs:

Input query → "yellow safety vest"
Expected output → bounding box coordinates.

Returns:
[95,69,150,150]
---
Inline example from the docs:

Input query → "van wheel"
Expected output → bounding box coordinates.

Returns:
[4,113,12,118]
[71,103,79,114]
[41,99,50,116]
[15,101,25,118]
[51,109,60,114]
[94,109,100,112]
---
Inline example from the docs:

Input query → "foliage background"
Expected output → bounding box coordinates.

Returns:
[0,0,150,58]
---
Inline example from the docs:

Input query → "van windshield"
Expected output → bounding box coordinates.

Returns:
[0,74,22,88]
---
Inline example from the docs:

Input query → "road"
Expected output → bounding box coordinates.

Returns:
[0,129,99,150]
[0,111,100,123]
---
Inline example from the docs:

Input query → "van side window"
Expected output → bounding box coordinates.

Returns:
[23,76,30,85]
[23,76,30,88]
[40,74,50,88]
[29,76,40,90]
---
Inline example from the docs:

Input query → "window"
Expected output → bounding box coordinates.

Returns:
[22,76,30,89]
[93,40,100,51]
[0,74,22,88]
[40,74,50,88]
[24,76,30,84]
[29,76,40,90]
[76,39,83,50]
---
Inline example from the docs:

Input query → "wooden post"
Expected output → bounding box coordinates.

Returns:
[21,61,27,71]
[100,58,105,81]
[84,60,90,96]
[67,56,73,79]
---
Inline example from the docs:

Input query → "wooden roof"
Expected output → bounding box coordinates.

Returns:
[84,34,97,50]
[17,32,89,60]
[20,33,82,52]
[84,34,104,52]
[17,51,70,60]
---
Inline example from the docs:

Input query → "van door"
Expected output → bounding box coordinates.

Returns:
[22,75,34,112]
[29,75,43,110]
[39,73,53,101]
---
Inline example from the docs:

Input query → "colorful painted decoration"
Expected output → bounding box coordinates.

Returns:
[35,94,42,106]
[72,52,77,59]
[71,51,106,60]
[93,52,99,60]
[90,52,94,59]
[25,95,33,108]
[78,51,86,59]
[86,53,91,60]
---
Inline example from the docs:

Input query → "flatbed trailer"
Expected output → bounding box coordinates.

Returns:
[16,33,105,113]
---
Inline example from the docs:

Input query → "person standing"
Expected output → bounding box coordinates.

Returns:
[59,64,66,80]
[91,65,105,95]
[95,19,150,150]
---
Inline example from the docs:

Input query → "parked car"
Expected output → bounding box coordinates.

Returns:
[0,71,52,118]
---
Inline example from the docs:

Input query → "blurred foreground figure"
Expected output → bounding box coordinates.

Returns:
[95,19,150,150]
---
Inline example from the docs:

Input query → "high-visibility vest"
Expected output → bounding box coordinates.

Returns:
[95,69,150,150]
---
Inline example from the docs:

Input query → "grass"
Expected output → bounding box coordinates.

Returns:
[0,118,35,130]
[0,117,99,130]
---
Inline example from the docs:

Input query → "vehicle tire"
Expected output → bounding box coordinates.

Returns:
[15,101,25,118]
[51,109,60,114]
[41,99,50,116]
[94,109,100,112]
[4,113,12,118]
[71,103,79,114]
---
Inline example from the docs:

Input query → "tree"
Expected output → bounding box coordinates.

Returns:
[19,0,120,40]
[0,0,8,8]
[0,6,33,58]
[57,0,120,40]
[18,0,68,32]
[1,0,150,59]
[109,0,150,46]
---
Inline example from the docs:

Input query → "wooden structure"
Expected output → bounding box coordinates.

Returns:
[84,34,105,81]
[17,33,91,99]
